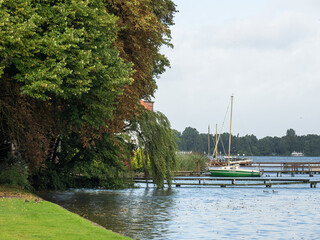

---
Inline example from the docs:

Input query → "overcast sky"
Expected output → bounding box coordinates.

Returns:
[153,0,320,139]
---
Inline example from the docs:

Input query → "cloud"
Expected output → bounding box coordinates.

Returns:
[200,12,315,50]
[155,3,320,138]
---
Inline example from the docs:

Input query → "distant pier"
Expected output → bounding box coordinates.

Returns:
[174,162,320,177]
[134,162,320,188]
[134,177,320,188]
[250,161,320,177]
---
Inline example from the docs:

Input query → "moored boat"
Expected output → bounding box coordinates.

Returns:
[208,96,261,177]
[210,155,253,166]
[208,164,262,177]
[291,151,304,157]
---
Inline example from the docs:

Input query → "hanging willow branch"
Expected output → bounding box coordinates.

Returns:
[131,110,177,188]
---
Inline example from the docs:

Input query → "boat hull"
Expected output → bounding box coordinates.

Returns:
[209,169,262,177]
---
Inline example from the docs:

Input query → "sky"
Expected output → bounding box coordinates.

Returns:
[153,0,320,139]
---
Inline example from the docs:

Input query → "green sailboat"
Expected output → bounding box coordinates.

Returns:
[209,164,262,177]
[208,96,262,177]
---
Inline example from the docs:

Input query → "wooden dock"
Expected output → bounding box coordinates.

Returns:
[252,161,320,170]
[134,177,320,188]
[250,161,320,177]
[174,162,320,177]
[133,162,320,188]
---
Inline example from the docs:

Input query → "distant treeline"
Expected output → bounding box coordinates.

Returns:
[174,127,320,156]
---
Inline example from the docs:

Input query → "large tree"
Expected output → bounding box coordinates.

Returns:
[0,0,132,169]
[105,0,177,132]
[1,0,178,189]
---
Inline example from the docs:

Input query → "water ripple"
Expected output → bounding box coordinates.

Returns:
[39,185,320,240]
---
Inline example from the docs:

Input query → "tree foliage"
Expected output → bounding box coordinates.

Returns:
[105,0,177,132]
[0,0,132,170]
[0,0,177,190]
[31,133,133,190]
[130,110,177,188]
[178,127,200,151]
[176,127,320,156]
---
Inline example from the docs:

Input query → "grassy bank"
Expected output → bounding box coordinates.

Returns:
[0,185,132,240]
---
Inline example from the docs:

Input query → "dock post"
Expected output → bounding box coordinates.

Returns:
[291,172,295,177]
[266,184,271,188]
[310,182,317,188]
[266,179,272,188]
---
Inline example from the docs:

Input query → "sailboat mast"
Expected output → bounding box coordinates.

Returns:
[208,125,210,157]
[228,96,234,164]
[215,124,218,159]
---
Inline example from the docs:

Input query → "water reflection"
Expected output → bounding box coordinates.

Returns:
[39,188,176,239]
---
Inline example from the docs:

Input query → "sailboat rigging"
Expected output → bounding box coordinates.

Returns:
[208,96,262,177]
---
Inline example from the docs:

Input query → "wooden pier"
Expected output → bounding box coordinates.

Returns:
[250,161,320,177]
[174,162,320,177]
[252,161,320,170]
[133,162,320,188]
[134,177,320,188]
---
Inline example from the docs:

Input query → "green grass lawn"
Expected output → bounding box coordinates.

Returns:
[0,186,132,240]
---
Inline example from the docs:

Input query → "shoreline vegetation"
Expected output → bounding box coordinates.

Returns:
[1,0,178,190]
[0,185,133,240]
[176,128,320,156]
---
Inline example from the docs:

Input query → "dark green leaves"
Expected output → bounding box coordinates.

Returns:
[1,0,133,128]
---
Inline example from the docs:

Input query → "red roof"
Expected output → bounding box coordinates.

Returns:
[140,100,154,111]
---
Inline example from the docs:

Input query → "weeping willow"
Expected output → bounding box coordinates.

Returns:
[132,110,177,188]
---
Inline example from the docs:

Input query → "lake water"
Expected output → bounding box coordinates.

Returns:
[251,156,320,163]
[39,157,320,240]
